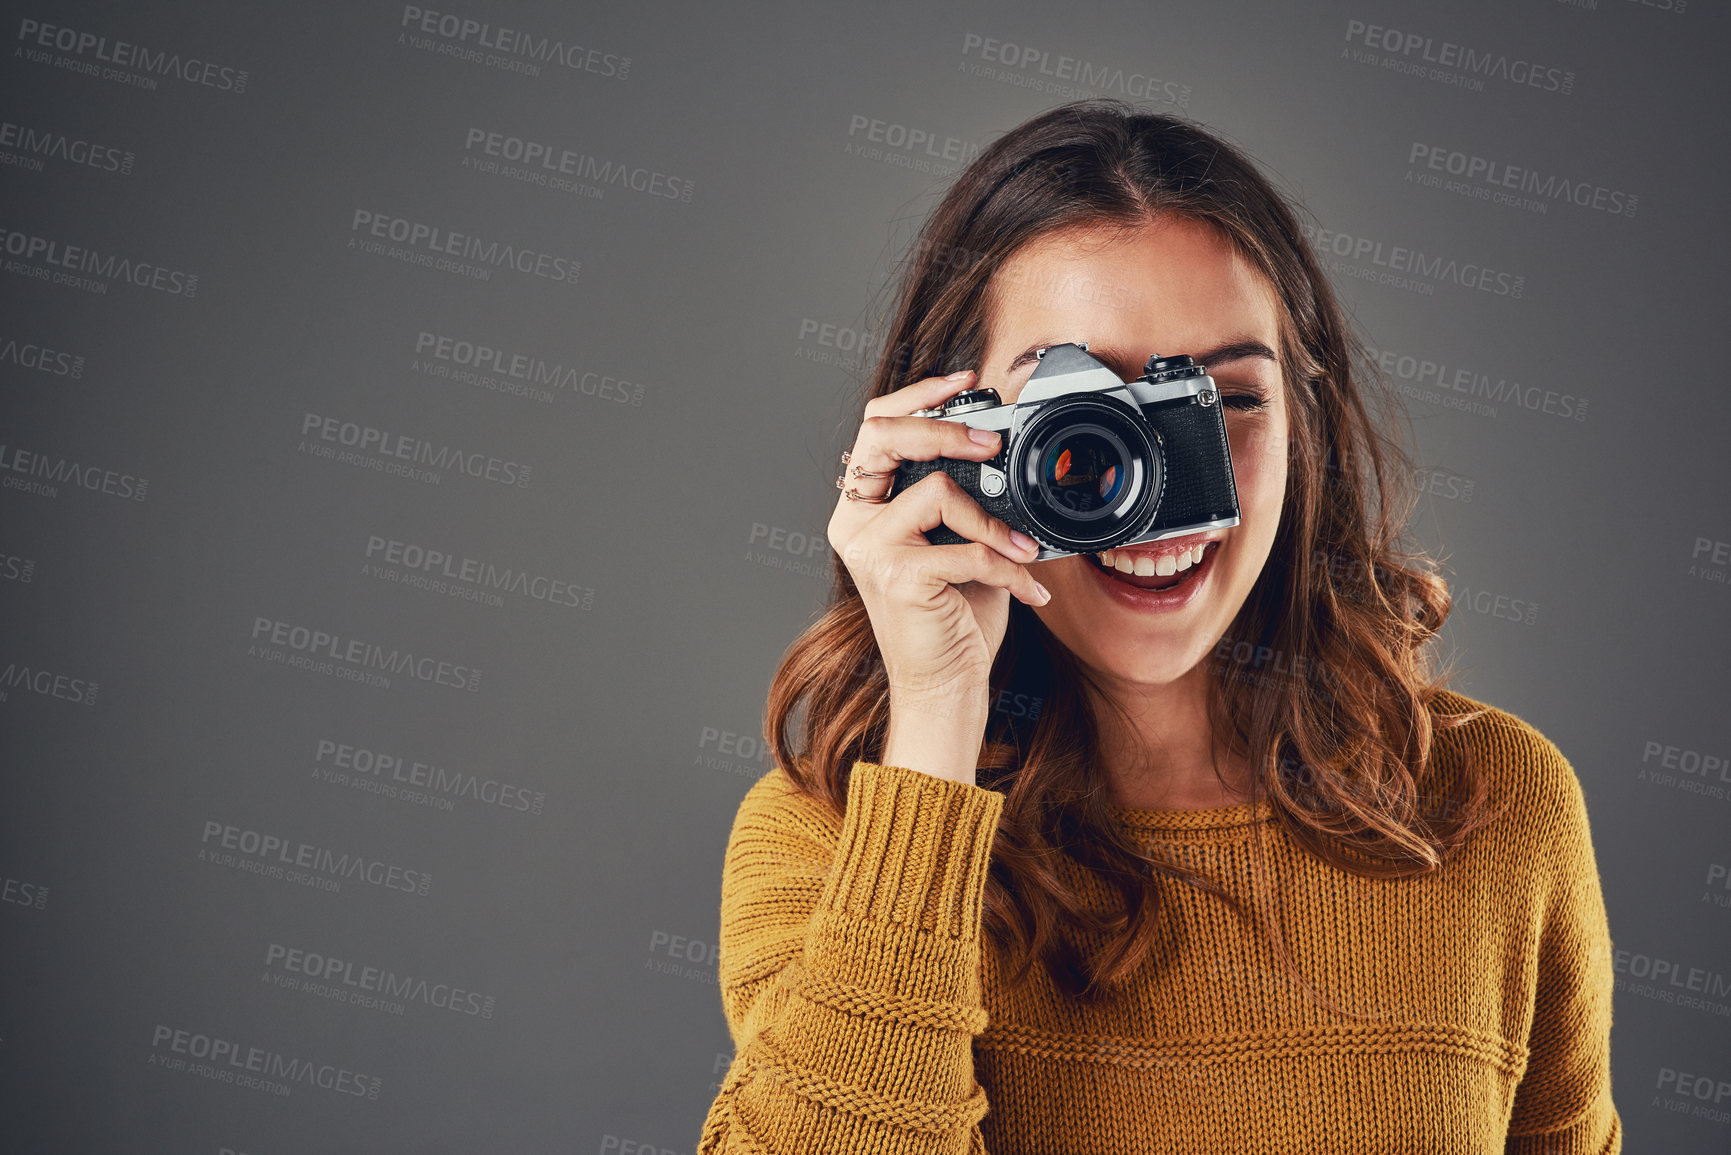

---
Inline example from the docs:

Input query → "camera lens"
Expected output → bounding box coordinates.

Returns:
[1039,432,1126,514]
[1009,395,1163,552]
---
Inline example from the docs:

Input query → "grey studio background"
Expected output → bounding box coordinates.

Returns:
[0,0,1727,1151]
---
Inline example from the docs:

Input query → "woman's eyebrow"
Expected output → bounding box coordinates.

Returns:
[1005,337,1278,372]
[1193,338,1279,368]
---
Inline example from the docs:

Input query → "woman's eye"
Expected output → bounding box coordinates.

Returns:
[1222,393,1267,411]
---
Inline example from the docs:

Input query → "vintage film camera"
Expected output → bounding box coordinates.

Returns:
[889,343,1240,561]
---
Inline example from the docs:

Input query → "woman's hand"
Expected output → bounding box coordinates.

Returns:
[827,370,1051,782]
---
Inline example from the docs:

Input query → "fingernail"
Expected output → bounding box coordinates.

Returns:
[1010,530,1036,552]
[1034,582,1051,604]
[944,369,975,381]
[969,427,999,446]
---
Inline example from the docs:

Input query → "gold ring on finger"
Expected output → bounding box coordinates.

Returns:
[840,451,894,480]
[835,476,892,503]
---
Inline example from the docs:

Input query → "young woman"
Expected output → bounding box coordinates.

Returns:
[698,101,1619,1154]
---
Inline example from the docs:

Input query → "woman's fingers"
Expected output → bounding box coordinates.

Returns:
[830,366,1048,612]
[862,369,980,420]
[842,472,1048,606]
[842,412,1000,487]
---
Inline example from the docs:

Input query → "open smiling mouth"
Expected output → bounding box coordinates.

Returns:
[1086,541,1220,592]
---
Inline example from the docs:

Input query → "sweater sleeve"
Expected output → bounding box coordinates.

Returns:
[697,759,1005,1154]
[1504,737,1622,1154]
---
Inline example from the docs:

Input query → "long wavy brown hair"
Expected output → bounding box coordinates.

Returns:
[763,100,1499,1013]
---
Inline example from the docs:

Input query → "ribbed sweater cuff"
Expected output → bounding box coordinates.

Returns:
[815,760,1005,942]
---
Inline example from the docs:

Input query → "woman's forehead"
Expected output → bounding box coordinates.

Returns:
[982,221,1282,362]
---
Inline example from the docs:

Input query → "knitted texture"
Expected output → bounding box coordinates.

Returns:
[697,690,1621,1153]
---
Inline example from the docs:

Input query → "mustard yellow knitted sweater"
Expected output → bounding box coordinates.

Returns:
[697,689,1620,1153]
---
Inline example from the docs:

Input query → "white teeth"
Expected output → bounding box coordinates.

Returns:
[1098,543,1208,574]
